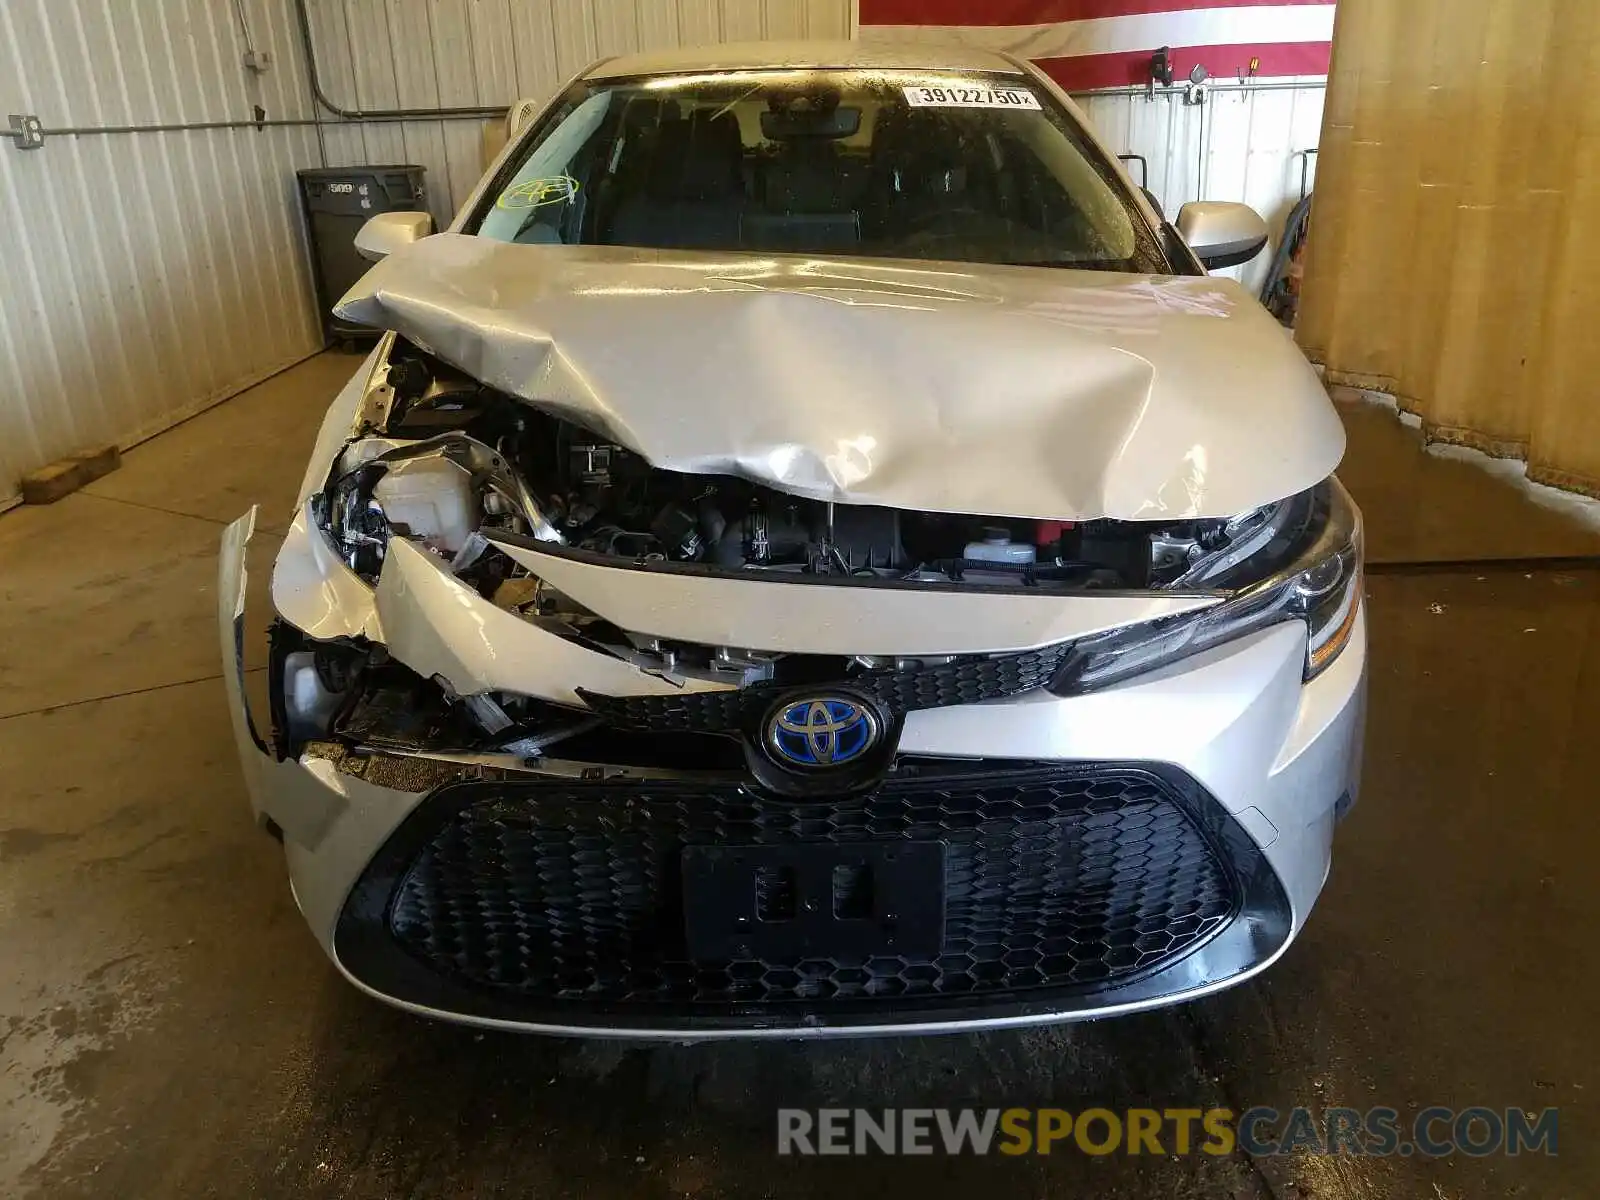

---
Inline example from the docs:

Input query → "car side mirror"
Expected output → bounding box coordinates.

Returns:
[353,210,435,263]
[1176,201,1269,270]
[507,98,543,140]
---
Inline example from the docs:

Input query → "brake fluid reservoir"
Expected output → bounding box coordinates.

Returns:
[964,527,1037,565]
[372,457,476,554]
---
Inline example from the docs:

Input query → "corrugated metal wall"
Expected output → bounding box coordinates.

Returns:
[307,0,854,230]
[0,0,327,506]
[0,0,852,505]
[1076,80,1325,292]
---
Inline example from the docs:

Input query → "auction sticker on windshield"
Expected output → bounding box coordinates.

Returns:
[902,84,1041,110]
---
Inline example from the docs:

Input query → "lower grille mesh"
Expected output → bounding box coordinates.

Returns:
[382,769,1238,1008]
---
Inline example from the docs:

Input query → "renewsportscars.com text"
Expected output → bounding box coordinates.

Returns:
[777,1107,1558,1158]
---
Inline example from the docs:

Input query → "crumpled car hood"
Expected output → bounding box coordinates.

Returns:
[336,234,1343,521]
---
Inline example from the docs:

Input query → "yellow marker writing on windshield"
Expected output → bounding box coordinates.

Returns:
[497,175,579,210]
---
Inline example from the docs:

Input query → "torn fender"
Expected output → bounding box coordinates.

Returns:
[219,509,348,849]
[266,500,740,703]
[373,537,735,706]
[337,235,1345,522]
[271,504,384,642]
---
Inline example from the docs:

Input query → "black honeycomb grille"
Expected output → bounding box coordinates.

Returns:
[375,767,1239,1011]
[577,644,1072,733]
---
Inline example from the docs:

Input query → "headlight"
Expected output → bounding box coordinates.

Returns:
[1051,478,1363,693]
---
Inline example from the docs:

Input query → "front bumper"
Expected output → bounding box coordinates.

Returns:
[221,511,1366,1038]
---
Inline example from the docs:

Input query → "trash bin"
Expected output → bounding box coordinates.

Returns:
[297,165,427,346]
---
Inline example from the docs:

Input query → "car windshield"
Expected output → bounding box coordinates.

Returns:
[471,68,1169,272]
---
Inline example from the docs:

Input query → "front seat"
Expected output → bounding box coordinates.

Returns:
[609,112,746,249]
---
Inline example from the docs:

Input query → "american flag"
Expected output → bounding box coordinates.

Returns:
[857,1,1338,91]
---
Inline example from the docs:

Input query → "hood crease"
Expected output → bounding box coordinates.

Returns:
[336,234,1344,521]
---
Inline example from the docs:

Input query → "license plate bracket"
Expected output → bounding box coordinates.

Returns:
[681,841,946,961]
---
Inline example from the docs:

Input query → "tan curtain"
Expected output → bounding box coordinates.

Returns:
[1298,0,1600,498]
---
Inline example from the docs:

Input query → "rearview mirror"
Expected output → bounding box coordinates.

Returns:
[760,106,862,140]
[353,210,435,263]
[1176,201,1269,270]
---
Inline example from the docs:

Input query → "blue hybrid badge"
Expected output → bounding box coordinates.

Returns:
[765,697,880,769]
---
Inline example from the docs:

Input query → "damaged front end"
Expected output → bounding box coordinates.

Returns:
[219,322,1364,1036]
[238,335,1360,789]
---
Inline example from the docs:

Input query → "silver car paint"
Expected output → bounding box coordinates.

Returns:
[336,235,1343,523]
[220,507,351,849]
[490,534,1219,657]
[275,497,1220,697]
[271,505,384,641]
[219,511,1365,1038]
[1176,201,1273,265]
[373,536,735,704]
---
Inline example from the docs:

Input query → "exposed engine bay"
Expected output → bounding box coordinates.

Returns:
[319,340,1307,600]
[287,339,1335,762]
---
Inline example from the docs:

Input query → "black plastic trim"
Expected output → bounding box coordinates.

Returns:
[333,761,1292,1032]
[485,531,1226,602]
[1196,235,1269,271]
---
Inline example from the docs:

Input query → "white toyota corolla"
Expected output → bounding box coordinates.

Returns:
[220,41,1365,1037]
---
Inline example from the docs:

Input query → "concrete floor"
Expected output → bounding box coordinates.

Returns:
[2,352,1597,1198]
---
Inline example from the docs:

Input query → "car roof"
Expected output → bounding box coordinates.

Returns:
[586,39,1027,81]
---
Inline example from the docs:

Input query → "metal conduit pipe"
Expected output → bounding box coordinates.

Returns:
[29,114,494,138]
[6,0,511,148]
[291,0,508,122]
[10,40,1322,145]
[1070,79,1327,99]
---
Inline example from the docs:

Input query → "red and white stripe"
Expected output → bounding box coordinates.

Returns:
[858,1,1337,91]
